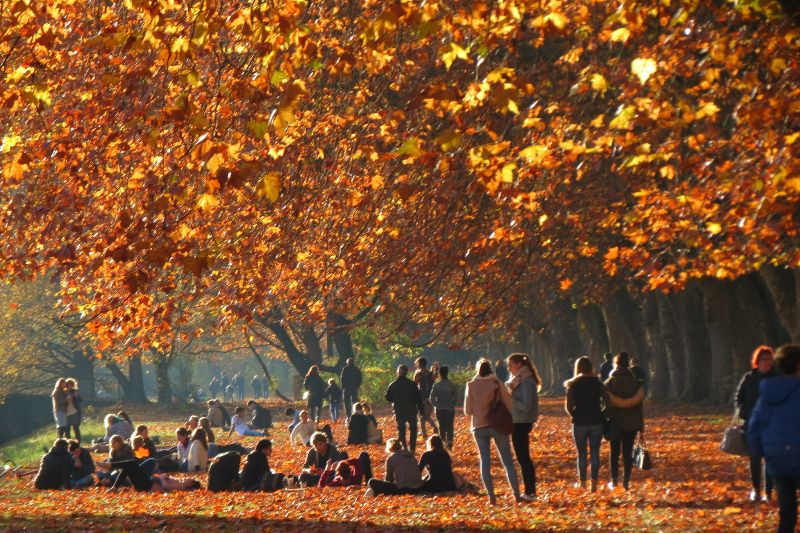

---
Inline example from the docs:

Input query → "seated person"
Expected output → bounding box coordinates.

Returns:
[247,400,273,431]
[320,452,373,488]
[207,400,225,428]
[186,415,200,432]
[418,435,456,492]
[228,406,267,438]
[97,434,134,486]
[240,438,272,491]
[285,407,301,432]
[367,439,425,496]
[68,439,95,489]
[362,403,383,444]
[176,427,191,472]
[187,428,209,472]
[347,403,371,444]
[33,438,71,490]
[207,451,241,492]
[290,410,317,446]
[130,425,159,459]
[299,432,346,487]
[131,436,150,460]
[102,414,133,443]
[96,435,157,492]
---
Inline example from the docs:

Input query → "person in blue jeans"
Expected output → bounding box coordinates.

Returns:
[68,440,95,488]
[464,359,520,505]
[228,406,267,438]
[748,344,800,533]
[565,356,611,492]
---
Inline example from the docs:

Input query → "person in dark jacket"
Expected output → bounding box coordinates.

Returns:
[565,356,611,492]
[347,402,370,444]
[599,352,614,382]
[240,439,272,491]
[247,400,273,431]
[413,357,439,440]
[419,435,456,492]
[737,345,778,502]
[630,357,647,386]
[33,438,71,490]
[64,379,83,443]
[341,358,363,418]
[604,353,645,490]
[430,366,458,450]
[385,365,424,453]
[299,432,346,486]
[304,365,326,423]
[748,344,800,533]
[326,378,343,423]
[494,359,509,383]
[506,353,541,500]
[68,440,95,488]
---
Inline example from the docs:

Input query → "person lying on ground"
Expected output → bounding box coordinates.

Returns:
[299,431,346,487]
[68,439,95,489]
[320,452,373,488]
[228,406,267,438]
[151,474,202,492]
[32,438,71,490]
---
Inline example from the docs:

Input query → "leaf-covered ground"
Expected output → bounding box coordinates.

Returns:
[0,399,777,531]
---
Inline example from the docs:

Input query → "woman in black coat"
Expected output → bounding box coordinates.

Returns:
[304,365,326,423]
[735,345,777,502]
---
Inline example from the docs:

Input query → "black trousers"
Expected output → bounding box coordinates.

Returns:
[436,409,455,449]
[396,415,418,452]
[343,389,358,418]
[750,453,773,495]
[610,430,637,486]
[368,478,424,495]
[511,422,537,496]
[774,475,800,533]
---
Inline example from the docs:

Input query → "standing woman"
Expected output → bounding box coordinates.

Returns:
[565,356,608,492]
[736,345,777,502]
[506,353,540,501]
[604,353,645,490]
[304,365,326,423]
[51,378,69,438]
[464,359,520,505]
[64,378,82,443]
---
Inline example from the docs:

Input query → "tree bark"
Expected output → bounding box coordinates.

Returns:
[105,355,148,403]
[759,265,799,342]
[701,279,740,404]
[676,283,712,402]
[601,288,648,366]
[642,293,669,399]
[657,293,685,400]
[154,355,173,405]
[575,302,609,359]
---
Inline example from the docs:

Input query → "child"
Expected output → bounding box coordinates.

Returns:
[326,379,343,423]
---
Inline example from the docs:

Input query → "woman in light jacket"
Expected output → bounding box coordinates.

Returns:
[187,428,209,471]
[506,353,540,501]
[464,359,520,504]
[51,378,69,438]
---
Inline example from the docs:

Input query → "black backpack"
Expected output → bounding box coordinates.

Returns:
[259,470,285,492]
[208,451,241,492]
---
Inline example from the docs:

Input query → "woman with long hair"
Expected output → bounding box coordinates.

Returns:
[604,353,645,490]
[506,353,541,501]
[464,359,520,504]
[50,379,68,438]
[64,378,82,443]
[187,428,209,471]
[564,356,609,492]
[304,365,326,423]
[736,345,777,502]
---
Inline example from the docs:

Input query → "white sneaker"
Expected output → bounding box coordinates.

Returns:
[364,488,375,497]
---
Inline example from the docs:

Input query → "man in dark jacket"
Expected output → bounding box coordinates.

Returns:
[247,400,273,431]
[68,440,95,488]
[341,358,363,418]
[748,344,800,533]
[33,438,71,490]
[240,439,272,491]
[599,352,614,382]
[385,365,424,452]
[299,432,346,486]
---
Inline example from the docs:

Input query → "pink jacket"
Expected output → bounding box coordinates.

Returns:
[464,375,512,430]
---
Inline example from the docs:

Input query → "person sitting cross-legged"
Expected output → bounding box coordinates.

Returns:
[68,439,95,489]
[366,438,425,496]
[239,438,273,491]
[418,435,456,493]
[299,432,346,487]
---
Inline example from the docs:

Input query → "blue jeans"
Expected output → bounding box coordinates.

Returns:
[71,474,94,489]
[330,402,341,423]
[573,424,603,481]
[472,426,520,499]
[240,428,265,437]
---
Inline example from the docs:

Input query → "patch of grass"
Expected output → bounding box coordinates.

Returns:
[0,420,105,467]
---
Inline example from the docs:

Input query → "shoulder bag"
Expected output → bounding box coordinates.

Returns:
[486,381,514,435]
[720,408,750,456]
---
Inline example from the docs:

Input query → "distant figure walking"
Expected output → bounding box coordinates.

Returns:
[430,365,458,450]
[64,379,83,443]
[494,359,509,383]
[385,365,423,453]
[604,353,645,490]
[304,365,326,423]
[599,352,614,382]
[736,345,777,502]
[413,358,439,439]
[464,359,520,505]
[341,358,363,418]
[209,376,219,400]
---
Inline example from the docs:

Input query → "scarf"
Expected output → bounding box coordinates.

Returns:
[507,365,533,392]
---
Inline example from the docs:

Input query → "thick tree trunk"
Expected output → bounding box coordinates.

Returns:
[575,303,609,359]
[701,279,741,404]
[601,288,648,367]
[759,265,800,342]
[73,352,96,400]
[547,298,586,391]
[154,357,173,405]
[642,293,669,399]
[676,283,712,401]
[657,293,685,400]
[105,355,148,403]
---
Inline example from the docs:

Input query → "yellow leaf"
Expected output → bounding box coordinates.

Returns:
[609,105,636,130]
[256,172,281,203]
[544,12,568,29]
[196,193,219,212]
[397,137,422,157]
[1,134,21,152]
[435,128,462,152]
[247,121,269,139]
[171,36,190,54]
[696,101,720,120]
[589,73,608,94]
[519,145,549,163]
[770,57,787,75]
[610,27,631,43]
[631,57,657,85]
[270,105,295,131]
[707,222,722,235]
[500,163,516,183]
[786,132,799,145]
[439,42,469,70]
[185,69,203,87]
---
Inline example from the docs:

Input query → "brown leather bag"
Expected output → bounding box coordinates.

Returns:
[486,381,514,435]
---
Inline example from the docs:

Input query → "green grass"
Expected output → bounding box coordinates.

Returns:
[0,420,106,467]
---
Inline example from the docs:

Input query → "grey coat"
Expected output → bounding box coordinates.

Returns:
[510,376,539,424]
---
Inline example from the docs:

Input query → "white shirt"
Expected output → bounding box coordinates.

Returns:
[187,440,208,471]
[231,414,250,436]
[177,440,190,462]
[290,421,317,446]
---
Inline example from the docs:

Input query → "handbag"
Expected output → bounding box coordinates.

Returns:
[633,432,652,470]
[602,412,621,442]
[486,381,514,435]
[720,409,750,456]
